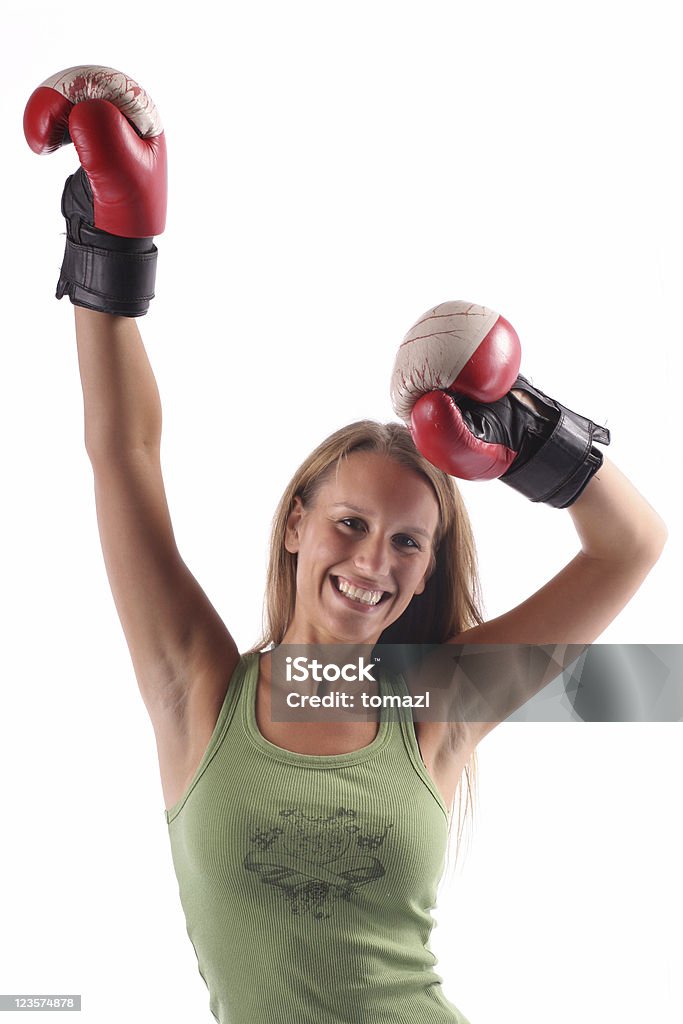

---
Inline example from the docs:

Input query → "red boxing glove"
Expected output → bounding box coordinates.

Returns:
[24,65,167,316]
[391,302,610,507]
[409,375,610,507]
[390,300,522,479]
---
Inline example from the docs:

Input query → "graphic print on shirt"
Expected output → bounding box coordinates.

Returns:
[244,806,393,920]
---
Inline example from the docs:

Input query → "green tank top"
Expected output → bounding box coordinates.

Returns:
[165,652,472,1024]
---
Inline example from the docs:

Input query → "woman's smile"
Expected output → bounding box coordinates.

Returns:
[330,573,391,609]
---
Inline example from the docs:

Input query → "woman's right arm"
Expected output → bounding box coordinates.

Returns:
[75,306,240,808]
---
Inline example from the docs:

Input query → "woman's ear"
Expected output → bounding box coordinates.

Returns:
[284,496,305,554]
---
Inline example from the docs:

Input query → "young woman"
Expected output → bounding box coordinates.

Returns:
[25,67,668,1024]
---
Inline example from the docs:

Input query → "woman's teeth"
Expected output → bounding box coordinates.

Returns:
[335,577,384,606]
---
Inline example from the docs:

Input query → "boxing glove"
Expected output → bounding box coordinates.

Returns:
[24,65,167,317]
[391,301,610,508]
[411,374,610,507]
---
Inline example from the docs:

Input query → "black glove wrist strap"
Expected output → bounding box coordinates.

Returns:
[56,237,157,317]
[56,167,157,317]
[500,375,610,508]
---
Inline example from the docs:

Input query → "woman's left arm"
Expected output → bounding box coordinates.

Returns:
[437,458,668,742]
[560,456,667,636]
[391,303,668,733]
[460,455,667,647]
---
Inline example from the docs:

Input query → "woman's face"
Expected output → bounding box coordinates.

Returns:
[283,451,440,645]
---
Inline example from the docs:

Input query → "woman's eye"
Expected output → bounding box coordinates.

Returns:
[395,535,419,549]
[340,518,364,530]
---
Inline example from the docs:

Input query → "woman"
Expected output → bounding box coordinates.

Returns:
[26,67,668,1024]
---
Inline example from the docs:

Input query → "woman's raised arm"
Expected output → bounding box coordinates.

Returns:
[456,454,667,647]
[25,67,240,809]
[390,301,668,741]
[406,453,667,745]
[76,308,239,807]
[443,456,667,742]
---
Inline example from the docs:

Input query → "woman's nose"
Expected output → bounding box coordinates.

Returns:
[353,532,390,577]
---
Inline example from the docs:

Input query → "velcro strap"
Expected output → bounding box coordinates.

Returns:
[502,399,611,508]
[57,238,157,317]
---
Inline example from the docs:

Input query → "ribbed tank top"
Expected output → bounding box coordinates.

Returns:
[165,652,471,1024]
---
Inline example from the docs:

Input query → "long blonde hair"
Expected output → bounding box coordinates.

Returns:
[250,420,484,864]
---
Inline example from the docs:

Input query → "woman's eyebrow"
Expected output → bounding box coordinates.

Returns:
[329,502,432,539]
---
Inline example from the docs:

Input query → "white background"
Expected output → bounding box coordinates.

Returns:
[1,1,681,1022]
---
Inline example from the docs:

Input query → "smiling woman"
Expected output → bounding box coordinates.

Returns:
[280,449,441,643]
[256,420,483,654]
[75,293,664,1024]
[26,63,668,1024]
